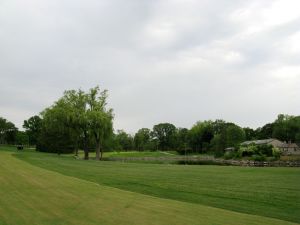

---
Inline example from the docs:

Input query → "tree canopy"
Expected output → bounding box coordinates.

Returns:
[7,85,298,158]
[34,86,114,160]
[0,117,18,145]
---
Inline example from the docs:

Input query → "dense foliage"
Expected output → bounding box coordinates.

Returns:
[23,115,41,145]
[223,144,277,161]
[0,117,26,145]
[34,86,113,159]
[3,112,300,156]
[2,84,300,157]
[97,114,300,155]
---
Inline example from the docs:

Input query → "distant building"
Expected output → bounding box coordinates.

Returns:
[224,147,235,153]
[241,138,300,155]
[281,142,300,155]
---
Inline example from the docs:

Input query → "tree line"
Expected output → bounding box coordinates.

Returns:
[0,117,18,145]
[1,87,300,159]
[111,115,300,156]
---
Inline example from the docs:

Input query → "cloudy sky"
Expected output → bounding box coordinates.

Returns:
[0,0,299,133]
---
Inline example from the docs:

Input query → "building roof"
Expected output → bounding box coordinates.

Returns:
[241,139,276,146]
[241,139,299,149]
[282,143,299,148]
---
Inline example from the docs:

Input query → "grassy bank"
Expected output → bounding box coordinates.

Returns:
[13,149,300,224]
[1,150,298,225]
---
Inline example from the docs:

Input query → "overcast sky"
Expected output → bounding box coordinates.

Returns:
[0,0,300,133]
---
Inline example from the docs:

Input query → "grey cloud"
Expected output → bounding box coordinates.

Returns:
[0,0,299,132]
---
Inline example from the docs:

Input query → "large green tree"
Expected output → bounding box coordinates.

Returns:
[243,127,257,140]
[256,123,274,140]
[87,87,113,160]
[152,123,177,150]
[134,128,151,151]
[210,122,245,156]
[23,115,42,145]
[175,127,190,153]
[115,130,134,151]
[58,89,89,158]
[189,121,214,153]
[225,124,246,147]
[0,117,18,144]
[272,114,300,142]
[16,131,29,145]
[37,101,76,154]
[36,86,113,159]
[254,114,300,142]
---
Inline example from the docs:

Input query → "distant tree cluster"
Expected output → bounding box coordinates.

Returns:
[23,86,113,160]
[257,114,300,143]
[0,117,18,145]
[2,85,300,159]
[106,115,300,156]
[0,117,30,146]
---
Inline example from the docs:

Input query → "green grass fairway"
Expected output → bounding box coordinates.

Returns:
[0,151,298,225]
[104,150,178,158]
[12,150,300,224]
[68,150,178,159]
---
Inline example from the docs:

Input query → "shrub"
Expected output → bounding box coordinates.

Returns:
[257,144,273,156]
[272,147,281,159]
[36,143,75,154]
[235,148,243,158]
[176,148,193,155]
[251,154,266,162]
[224,151,234,159]
[238,146,256,157]
[239,144,274,158]
[214,150,224,158]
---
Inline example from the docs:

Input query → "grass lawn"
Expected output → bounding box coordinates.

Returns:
[104,150,178,158]
[11,149,300,224]
[69,150,179,159]
[65,150,215,161]
[0,145,34,152]
[2,149,298,224]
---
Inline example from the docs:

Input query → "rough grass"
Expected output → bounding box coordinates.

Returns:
[280,155,300,161]
[69,150,178,159]
[104,151,178,158]
[14,150,300,224]
[1,150,298,225]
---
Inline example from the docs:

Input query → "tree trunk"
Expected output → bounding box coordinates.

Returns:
[74,139,79,157]
[84,148,89,160]
[100,148,103,160]
[95,141,101,160]
[83,134,89,160]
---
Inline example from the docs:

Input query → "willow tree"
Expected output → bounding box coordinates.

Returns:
[87,87,113,160]
[59,89,89,158]
[58,87,112,160]
[38,101,75,154]
[34,86,113,159]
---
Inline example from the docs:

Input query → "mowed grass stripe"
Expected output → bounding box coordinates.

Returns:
[0,151,297,225]
[16,151,300,223]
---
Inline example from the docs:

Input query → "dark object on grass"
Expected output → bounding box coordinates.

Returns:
[17,145,24,150]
